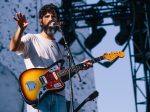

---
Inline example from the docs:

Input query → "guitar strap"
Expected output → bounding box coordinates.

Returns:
[50,42,65,67]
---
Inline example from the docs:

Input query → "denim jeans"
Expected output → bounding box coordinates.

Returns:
[35,93,67,112]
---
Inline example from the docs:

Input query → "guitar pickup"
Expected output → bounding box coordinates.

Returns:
[39,76,48,86]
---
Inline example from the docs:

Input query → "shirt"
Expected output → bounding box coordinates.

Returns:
[18,33,67,95]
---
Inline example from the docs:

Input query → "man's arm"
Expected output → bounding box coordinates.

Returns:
[10,27,25,51]
[9,13,28,52]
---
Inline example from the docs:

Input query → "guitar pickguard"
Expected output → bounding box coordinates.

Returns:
[44,70,64,90]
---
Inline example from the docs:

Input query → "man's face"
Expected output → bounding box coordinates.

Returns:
[40,12,57,35]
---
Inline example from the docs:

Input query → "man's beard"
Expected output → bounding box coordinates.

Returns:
[42,23,57,36]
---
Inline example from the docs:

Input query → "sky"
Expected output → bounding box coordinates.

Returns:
[86,0,136,112]
[92,20,136,112]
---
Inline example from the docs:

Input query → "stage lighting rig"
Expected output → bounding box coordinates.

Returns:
[58,1,132,28]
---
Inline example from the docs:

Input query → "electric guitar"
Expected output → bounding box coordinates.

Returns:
[19,51,125,105]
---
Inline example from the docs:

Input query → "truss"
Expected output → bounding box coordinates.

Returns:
[59,0,150,112]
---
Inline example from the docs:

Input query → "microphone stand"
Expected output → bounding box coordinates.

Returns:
[58,26,81,112]
[74,91,99,112]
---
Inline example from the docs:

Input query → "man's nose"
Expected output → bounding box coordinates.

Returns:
[48,17,52,22]
[47,17,52,24]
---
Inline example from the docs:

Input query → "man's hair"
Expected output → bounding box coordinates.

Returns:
[38,3,60,19]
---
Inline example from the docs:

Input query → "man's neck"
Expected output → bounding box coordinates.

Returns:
[40,31,55,40]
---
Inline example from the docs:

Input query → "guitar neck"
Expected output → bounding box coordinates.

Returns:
[90,56,104,64]
[58,56,104,78]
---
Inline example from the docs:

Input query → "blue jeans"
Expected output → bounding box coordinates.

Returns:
[36,93,67,112]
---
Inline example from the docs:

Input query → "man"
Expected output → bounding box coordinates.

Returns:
[10,3,92,112]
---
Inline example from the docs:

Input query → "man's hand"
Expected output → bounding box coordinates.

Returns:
[81,59,93,70]
[13,13,28,30]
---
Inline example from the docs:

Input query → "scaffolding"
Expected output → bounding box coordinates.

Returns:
[59,0,150,112]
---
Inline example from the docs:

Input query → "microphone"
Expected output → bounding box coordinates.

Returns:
[49,21,63,28]
[48,21,64,32]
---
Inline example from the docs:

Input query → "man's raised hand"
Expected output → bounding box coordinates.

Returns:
[13,12,28,30]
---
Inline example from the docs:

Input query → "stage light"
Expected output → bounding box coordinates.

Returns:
[83,5,105,50]
[84,28,106,50]
[115,22,131,46]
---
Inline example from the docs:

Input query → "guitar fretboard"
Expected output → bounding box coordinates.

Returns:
[57,64,83,77]
[58,56,104,78]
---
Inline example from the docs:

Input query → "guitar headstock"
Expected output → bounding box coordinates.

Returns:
[102,51,125,61]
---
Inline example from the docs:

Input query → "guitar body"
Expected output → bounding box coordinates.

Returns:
[19,60,65,105]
